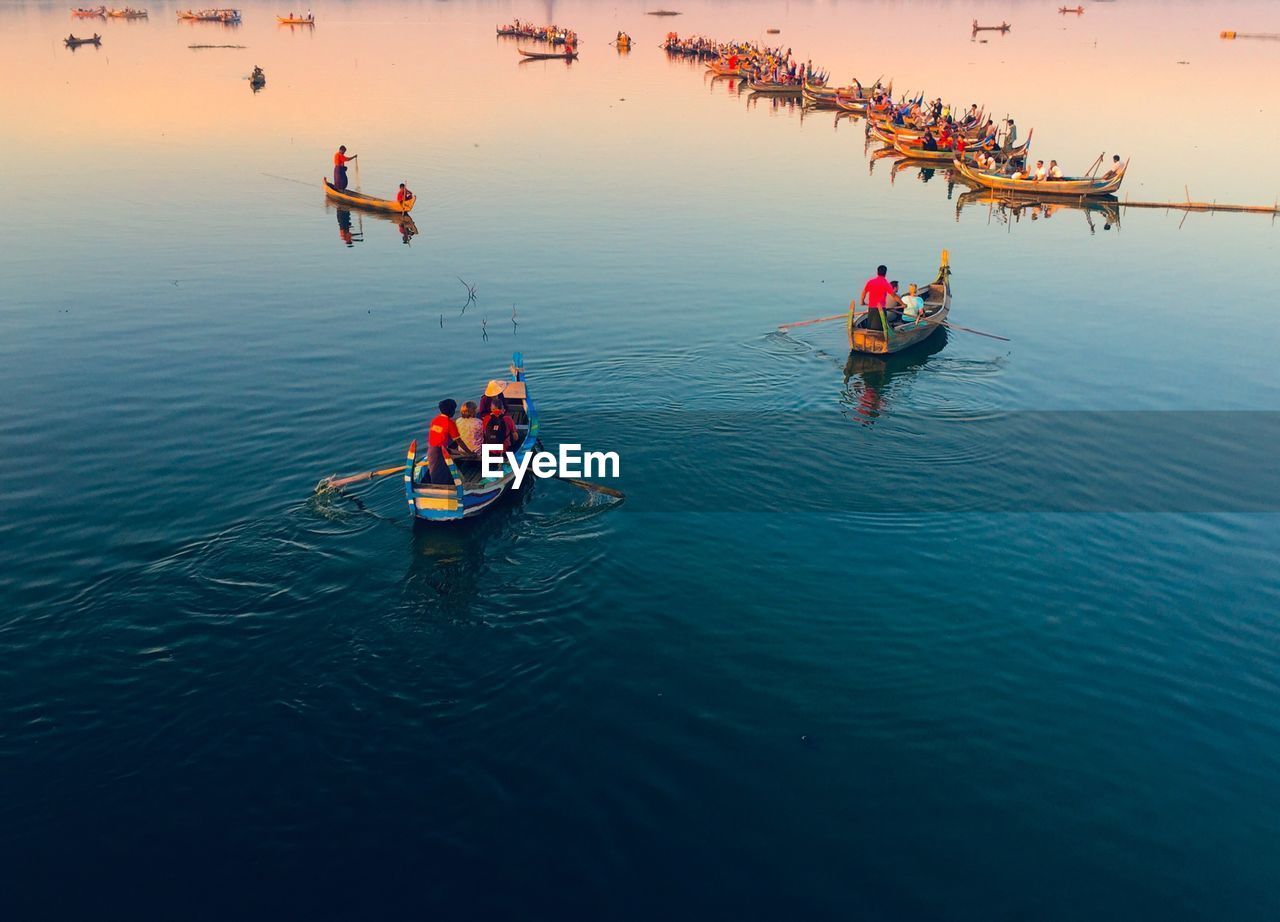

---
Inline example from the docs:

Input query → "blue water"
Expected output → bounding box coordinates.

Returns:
[3,1,1280,917]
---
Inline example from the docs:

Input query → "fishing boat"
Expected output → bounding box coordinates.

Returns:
[971,20,1010,33]
[65,32,102,45]
[706,60,748,77]
[404,354,539,524]
[849,251,952,355]
[1059,5,1085,13]
[952,156,1129,197]
[616,32,631,49]
[276,13,313,24]
[70,7,106,17]
[322,179,416,213]
[249,65,265,89]
[518,47,578,60]
[107,7,148,17]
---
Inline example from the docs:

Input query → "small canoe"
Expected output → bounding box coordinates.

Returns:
[405,353,539,524]
[71,7,106,17]
[276,15,314,24]
[518,47,577,60]
[890,128,1033,161]
[952,156,1129,197]
[107,7,148,17]
[849,251,952,355]
[322,179,416,214]
[1059,6,1085,13]
[65,32,102,45]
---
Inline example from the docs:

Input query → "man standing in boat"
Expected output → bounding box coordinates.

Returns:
[856,265,901,339]
[333,145,357,191]
[425,399,462,485]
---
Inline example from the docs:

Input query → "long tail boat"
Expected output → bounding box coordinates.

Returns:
[322,179,416,214]
[405,354,539,523]
[849,251,952,355]
[952,157,1129,197]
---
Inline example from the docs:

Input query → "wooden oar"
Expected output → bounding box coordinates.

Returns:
[939,320,1010,342]
[316,465,405,492]
[778,312,847,330]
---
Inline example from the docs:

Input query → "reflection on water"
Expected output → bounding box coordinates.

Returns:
[843,330,949,425]
[954,187,1121,234]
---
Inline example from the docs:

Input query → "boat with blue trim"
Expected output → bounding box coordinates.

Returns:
[404,353,539,523]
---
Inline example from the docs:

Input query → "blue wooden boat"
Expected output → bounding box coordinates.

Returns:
[404,352,539,523]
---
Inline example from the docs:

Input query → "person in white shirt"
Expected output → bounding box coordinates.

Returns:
[1103,154,1124,178]
[1048,160,1063,180]
[1033,160,1048,181]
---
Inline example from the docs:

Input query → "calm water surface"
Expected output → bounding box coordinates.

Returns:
[2,0,1280,917]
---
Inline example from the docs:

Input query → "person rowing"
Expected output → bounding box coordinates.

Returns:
[855,264,901,338]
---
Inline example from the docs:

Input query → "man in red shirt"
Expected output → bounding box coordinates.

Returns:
[425,399,461,485]
[395,182,414,207]
[857,264,900,337]
[333,145,357,190]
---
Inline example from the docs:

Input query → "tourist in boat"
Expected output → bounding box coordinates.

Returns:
[396,182,414,206]
[921,130,939,152]
[1103,154,1124,178]
[332,145,356,191]
[899,284,925,325]
[1033,160,1048,181]
[1048,160,1064,180]
[454,402,483,455]
[481,396,517,454]
[425,399,461,484]
[857,265,900,334]
[478,379,507,417]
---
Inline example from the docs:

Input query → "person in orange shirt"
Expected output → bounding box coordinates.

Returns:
[395,183,414,206]
[425,399,461,485]
[333,145,357,190]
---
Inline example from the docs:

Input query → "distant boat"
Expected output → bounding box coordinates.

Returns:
[518,47,578,60]
[322,180,416,214]
[276,14,315,25]
[107,7,148,18]
[647,10,681,15]
[65,32,102,46]
[70,7,106,17]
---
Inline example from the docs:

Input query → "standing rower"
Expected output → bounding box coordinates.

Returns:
[332,145,357,191]
[854,264,900,343]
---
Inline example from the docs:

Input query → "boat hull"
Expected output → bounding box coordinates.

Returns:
[322,179,415,214]
[849,252,952,355]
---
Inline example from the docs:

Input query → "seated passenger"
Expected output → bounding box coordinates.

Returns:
[455,401,483,454]
[1033,160,1048,181]
[1048,160,1064,180]
[921,130,938,152]
[478,379,508,416]
[481,395,518,455]
[899,284,925,324]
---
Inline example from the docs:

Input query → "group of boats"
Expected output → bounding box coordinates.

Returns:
[497,20,576,46]
[71,6,147,17]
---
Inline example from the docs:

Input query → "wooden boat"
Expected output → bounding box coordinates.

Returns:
[518,47,578,60]
[952,156,1129,197]
[276,14,314,24]
[890,128,1032,161]
[71,7,106,17]
[322,179,416,214]
[181,8,240,22]
[849,251,952,355]
[706,61,748,77]
[647,9,681,15]
[972,20,1011,33]
[65,32,102,45]
[1059,5,1085,13]
[747,79,803,95]
[405,354,539,523]
[615,33,631,49]
[766,28,780,34]
[107,7,148,17]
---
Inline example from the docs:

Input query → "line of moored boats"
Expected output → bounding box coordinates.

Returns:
[664,31,1129,199]
[69,7,315,24]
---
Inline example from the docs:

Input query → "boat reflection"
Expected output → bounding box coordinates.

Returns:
[954,187,1120,233]
[842,329,948,426]
[330,205,418,247]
